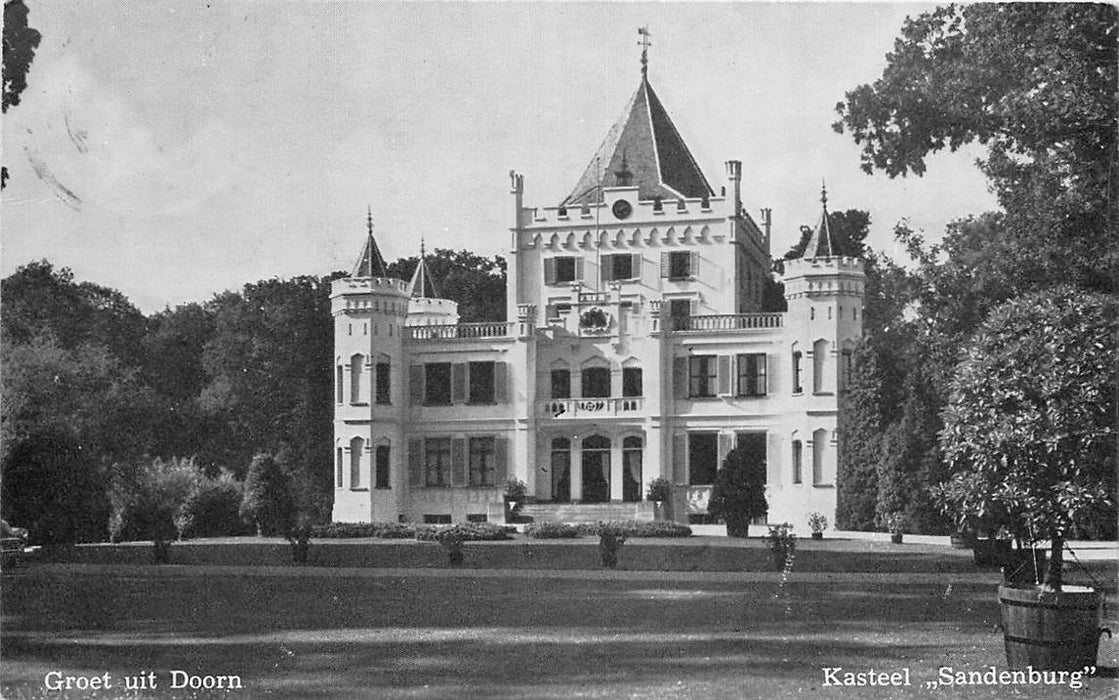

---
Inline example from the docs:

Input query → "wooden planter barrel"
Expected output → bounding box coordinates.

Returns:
[998,584,1103,671]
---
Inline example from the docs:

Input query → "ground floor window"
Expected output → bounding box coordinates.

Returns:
[375,444,390,488]
[425,437,451,486]
[469,437,496,486]
[551,437,571,502]
[423,514,452,524]
[622,436,643,502]
[688,432,718,485]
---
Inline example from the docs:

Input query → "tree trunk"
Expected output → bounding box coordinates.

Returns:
[1043,535,1063,591]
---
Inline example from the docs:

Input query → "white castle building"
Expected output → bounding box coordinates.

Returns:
[332,48,865,528]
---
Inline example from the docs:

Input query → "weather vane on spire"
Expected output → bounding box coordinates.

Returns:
[820,179,828,209]
[638,26,651,78]
[366,205,374,235]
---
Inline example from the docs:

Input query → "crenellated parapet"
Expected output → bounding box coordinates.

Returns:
[331,276,410,317]
[783,255,866,300]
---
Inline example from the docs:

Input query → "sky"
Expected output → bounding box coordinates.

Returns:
[2,1,999,314]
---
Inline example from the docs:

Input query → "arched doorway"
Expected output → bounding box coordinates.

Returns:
[622,436,643,502]
[581,435,610,503]
[550,437,571,503]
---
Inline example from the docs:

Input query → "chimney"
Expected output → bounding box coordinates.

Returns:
[725,160,742,215]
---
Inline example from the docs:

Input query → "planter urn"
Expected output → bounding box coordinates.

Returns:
[999,584,1106,670]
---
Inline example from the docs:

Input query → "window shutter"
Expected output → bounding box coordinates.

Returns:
[574,257,584,282]
[631,254,642,279]
[672,433,687,485]
[451,438,466,486]
[689,299,700,316]
[717,355,732,396]
[494,362,508,402]
[409,365,424,405]
[660,252,670,278]
[408,439,424,487]
[451,363,467,403]
[544,258,557,285]
[759,354,769,395]
[545,304,556,319]
[689,251,700,277]
[673,356,688,399]
[718,433,734,467]
[494,436,508,486]
[600,256,613,282]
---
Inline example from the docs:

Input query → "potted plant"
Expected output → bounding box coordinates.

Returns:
[806,512,828,540]
[579,307,608,331]
[503,478,527,522]
[937,288,1115,671]
[886,511,905,544]
[766,523,796,571]
[707,446,767,538]
[646,477,672,520]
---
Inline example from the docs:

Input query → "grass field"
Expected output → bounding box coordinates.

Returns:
[2,563,1117,699]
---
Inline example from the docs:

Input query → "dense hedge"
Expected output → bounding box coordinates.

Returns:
[414,522,514,542]
[311,522,415,539]
[573,521,693,538]
[524,523,580,539]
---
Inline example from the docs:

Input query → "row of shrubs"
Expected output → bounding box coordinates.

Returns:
[311,521,515,541]
[525,521,693,539]
[313,520,692,540]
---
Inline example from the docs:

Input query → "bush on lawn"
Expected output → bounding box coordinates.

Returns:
[177,470,251,539]
[414,522,513,542]
[573,520,692,538]
[525,522,580,539]
[311,522,415,539]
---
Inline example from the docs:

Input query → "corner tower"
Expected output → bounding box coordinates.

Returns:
[331,210,410,522]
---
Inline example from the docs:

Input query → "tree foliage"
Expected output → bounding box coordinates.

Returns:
[707,445,768,536]
[386,248,506,322]
[108,457,200,546]
[2,0,42,189]
[239,453,296,537]
[938,287,1116,589]
[834,3,1117,294]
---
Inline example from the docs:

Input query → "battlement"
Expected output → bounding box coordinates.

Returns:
[407,296,460,327]
[331,276,410,296]
[520,194,729,230]
[783,255,865,276]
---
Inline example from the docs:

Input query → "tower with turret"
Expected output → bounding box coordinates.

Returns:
[331,211,410,522]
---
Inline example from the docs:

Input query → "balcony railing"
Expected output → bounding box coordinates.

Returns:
[540,397,643,419]
[406,322,514,341]
[671,313,783,332]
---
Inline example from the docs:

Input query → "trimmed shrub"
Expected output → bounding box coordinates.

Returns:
[240,453,295,537]
[525,522,580,539]
[177,470,251,539]
[572,520,692,538]
[414,522,513,542]
[312,522,415,539]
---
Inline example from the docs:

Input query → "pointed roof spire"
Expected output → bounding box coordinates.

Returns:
[561,37,712,208]
[407,237,440,299]
[803,180,835,259]
[351,207,389,278]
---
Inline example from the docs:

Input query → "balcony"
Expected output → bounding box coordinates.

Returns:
[406,322,514,341]
[671,313,783,332]
[540,397,644,419]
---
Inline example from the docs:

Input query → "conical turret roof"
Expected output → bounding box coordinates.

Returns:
[803,184,834,259]
[351,208,389,278]
[561,77,713,207]
[408,243,440,299]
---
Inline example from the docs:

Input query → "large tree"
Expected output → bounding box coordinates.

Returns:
[2,0,42,188]
[938,287,1116,590]
[834,3,1117,295]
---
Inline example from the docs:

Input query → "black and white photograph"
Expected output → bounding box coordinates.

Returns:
[1,1,1116,698]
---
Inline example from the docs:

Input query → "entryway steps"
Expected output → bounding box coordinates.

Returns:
[519,502,655,524]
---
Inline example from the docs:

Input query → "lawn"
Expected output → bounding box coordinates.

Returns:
[2,564,1117,699]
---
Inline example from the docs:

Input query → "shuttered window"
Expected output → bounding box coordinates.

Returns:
[661,251,696,280]
[468,437,495,486]
[425,437,452,486]
[602,253,640,281]
[688,356,717,398]
[545,256,581,285]
[737,353,767,397]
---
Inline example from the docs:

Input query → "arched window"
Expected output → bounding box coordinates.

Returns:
[813,339,828,394]
[791,440,802,484]
[350,436,364,488]
[622,436,643,502]
[581,366,611,398]
[582,435,610,450]
[375,440,390,488]
[812,429,827,485]
[551,437,571,503]
[336,447,344,487]
[791,345,803,394]
[350,354,364,403]
[336,364,344,404]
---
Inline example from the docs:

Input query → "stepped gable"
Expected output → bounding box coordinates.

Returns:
[561,77,713,208]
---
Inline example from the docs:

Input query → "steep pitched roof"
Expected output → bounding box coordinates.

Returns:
[351,210,389,278]
[408,247,440,299]
[803,186,834,259]
[561,78,713,207]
